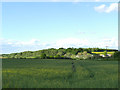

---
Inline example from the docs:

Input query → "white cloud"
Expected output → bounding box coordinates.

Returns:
[94,4,106,12]
[73,0,80,2]
[94,38,118,48]
[95,0,101,2]
[94,3,118,13]
[15,39,41,46]
[0,39,43,54]
[1,37,118,54]
[55,38,90,48]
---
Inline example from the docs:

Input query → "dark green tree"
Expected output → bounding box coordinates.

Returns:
[40,53,47,59]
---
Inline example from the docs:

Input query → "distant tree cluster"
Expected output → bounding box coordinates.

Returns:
[1,47,118,60]
[114,51,120,60]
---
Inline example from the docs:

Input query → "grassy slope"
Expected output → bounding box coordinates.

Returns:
[2,59,118,88]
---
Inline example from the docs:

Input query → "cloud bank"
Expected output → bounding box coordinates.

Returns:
[0,37,118,54]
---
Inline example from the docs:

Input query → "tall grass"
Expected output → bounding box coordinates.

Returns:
[2,59,118,88]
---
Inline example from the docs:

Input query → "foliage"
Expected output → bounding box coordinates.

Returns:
[40,53,47,59]
[1,48,118,60]
[103,51,107,56]
[114,51,120,60]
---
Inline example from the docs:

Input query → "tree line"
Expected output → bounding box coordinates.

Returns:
[1,47,118,60]
[2,48,118,59]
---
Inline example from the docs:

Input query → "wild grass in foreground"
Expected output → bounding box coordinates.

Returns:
[2,59,118,88]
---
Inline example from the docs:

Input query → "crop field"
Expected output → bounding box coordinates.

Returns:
[92,52,115,55]
[2,59,118,88]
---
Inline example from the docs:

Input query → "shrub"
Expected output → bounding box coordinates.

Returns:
[114,51,120,60]
[40,53,47,59]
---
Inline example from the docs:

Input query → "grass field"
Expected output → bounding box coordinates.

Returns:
[2,59,118,88]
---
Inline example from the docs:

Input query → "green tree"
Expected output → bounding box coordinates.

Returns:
[40,53,47,59]
[91,48,95,52]
[104,51,107,56]
[54,55,60,59]
[83,51,87,55]
[114,51,120,59]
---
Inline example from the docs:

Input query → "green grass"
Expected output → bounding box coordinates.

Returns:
[2,59,118,88]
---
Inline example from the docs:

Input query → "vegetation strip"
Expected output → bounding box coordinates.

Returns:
[1,48,119,61]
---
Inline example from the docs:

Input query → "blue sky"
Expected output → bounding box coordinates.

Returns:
[1,2,118,54]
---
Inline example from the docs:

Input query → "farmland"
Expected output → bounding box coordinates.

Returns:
[92,52,115,55]
[2,59,118,88]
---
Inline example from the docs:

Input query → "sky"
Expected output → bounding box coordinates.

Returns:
[1,2,118,54]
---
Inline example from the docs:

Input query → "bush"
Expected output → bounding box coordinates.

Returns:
[40,53,47,59]
[104,51,107,56]
[35,56,41,59]
[114,51,120,60]
[54,55,60,59]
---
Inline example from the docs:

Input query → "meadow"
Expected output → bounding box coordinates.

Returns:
[2,59,118,88]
